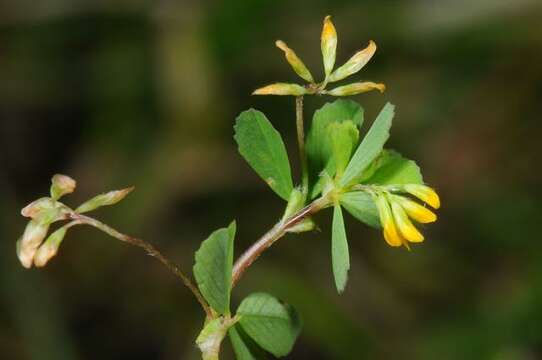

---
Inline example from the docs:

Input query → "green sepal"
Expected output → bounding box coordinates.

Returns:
[340,191,380,229]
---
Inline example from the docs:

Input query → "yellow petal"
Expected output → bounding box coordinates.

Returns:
[252,83,308,96]
[375,195,402,247]
[321,15,337,77]
[391,202,424,243]
[393,195,437,223]
[275,40,314,83]
[404,184,440,209]
[325,82,385,96]
[329,40,377,82]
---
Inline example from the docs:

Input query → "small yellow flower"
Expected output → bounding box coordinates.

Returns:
[275,40,314,83]
[403,184,440,209]
[252,83,308,96]
[329,40,377,82]
[253,16,385,98]
[325,82,386,96]
[391,195,437,223]
[391,202,424,243]
[321,15,338,77]
[375,195,403,247]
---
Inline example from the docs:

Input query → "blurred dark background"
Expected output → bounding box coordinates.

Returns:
[1,0,542,359]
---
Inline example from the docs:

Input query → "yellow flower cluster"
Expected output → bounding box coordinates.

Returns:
[253,16,385,97]
[375,184,440,249]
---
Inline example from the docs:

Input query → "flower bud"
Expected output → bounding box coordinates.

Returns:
[75,187,134,213]
[252,83,308,96]
[17,220,50,268]
[321,15,337,77]
[50,174,76,200]
[34,226,67,267]
[325,82,385,96]
[375,195,402,247]
[392,195,437,223]
[275,40,314,83]
[391,202,424,243]
[329,40,377,82]
[21,197,70,225]
[403,184,440,209]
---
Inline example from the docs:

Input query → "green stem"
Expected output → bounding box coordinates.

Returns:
[68,212,212,318]
[296,96,309,195]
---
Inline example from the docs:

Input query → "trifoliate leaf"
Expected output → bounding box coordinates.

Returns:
[361,149,423,185]
[193,221,236,315]
[234,110,294,200]
[340,191,380,228]
[332,205,349,293]
[340,102,395,187]
[307,99,363,198]
[238,293,302,357]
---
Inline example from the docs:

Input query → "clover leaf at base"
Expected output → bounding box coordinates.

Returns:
[237,292,302,357]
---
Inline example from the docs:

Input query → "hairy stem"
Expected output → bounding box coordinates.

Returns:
[232,195,330,287]
[68,212,212,317]
[296,96,309,194]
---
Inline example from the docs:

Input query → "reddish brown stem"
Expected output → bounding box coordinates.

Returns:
[231,196,329,287]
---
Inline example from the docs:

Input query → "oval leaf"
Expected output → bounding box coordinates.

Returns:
[361,149,423,185]
[332,205,350,293]
[193,221,236,315]
[238,292,302,357]
[340,191,380,228]
[340,102,395,187]
[234,109,294,200]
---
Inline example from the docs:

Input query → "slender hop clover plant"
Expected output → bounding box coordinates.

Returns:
[15,16,441,359]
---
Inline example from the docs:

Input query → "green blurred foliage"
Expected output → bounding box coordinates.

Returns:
[1,0,542,359]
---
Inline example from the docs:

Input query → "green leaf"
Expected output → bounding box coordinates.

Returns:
[193,221,236,315]
[362,149,423,185]
[229,325,267,360]
[332,205,349,293]
[329,121,359,177]
[237,293,302,357]
[340,191,380,228]
[307,100,363,198]
[234,109,293,200]
[340,102,395,187]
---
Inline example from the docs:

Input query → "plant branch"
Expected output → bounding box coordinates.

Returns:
[296,96,309,194]
[231,195,330,287]
[68,212,212,317]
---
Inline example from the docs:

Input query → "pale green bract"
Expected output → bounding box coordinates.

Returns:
[237,292,302,357]
[332,204,350,293]
[193,222,236,315]
[234,109,294,200]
